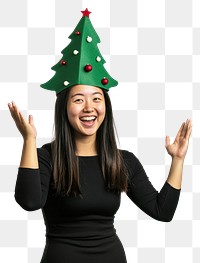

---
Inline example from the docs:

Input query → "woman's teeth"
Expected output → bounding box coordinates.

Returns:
[80,116,96,121]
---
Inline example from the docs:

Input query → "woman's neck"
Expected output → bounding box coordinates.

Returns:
[75,134,97,156]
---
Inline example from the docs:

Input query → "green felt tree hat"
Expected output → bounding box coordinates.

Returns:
[40,8,118,95]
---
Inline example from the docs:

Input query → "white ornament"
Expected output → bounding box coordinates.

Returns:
[73,50,79,55]
[96,56,101,62]
[86,36,92,42]
[64,81,69,86]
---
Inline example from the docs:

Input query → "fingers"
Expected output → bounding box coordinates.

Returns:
[8,101,37,139]
[180,119,189,138]
[181,119,192,139]
[8,101,19,121]
[185,120,192,140]
[165,135,170,148]
[174,119,192,140]
[8,101,19,117]
[8,102,24,124]
[174,122,185,141]
[168,119,192,145]
[8,102,35,127]
[29,115,34,126]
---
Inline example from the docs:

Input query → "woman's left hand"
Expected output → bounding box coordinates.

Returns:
[165,119,192,160]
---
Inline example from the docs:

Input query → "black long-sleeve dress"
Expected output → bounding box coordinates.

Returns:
[14,143,180,263]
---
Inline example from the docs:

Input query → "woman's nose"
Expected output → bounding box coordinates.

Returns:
[83,100,94,112]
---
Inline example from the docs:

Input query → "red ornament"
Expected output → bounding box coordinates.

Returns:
[81,8,91,17]
[84,64,92,72]
[60,60,67,65]
[75,31,81,35]
[101,78,109,85]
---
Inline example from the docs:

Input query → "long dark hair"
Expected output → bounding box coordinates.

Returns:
[51,86,129,196]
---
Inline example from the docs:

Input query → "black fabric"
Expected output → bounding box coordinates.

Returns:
[15,143,180,263]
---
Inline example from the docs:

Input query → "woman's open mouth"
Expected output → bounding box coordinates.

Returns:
[79,116,97,127]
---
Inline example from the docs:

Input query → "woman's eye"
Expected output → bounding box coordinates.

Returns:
[74,99,83,103]
[94,97,101,101]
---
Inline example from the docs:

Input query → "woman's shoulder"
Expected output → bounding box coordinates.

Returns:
[119,149,144,177]
[40,142,52,155]
[119,149,138,162]
[119,148,143,169]
[37,142,52,161]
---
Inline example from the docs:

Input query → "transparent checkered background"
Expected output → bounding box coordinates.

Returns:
[0,0,199,262]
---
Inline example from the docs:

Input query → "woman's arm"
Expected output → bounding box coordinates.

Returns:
[20,138,38,168]
[8,101,38,168]
[15,147,51,211]
[126,154,181,222]
[125,119,192,222]
[166,157,184,190]
[8,102,51,211]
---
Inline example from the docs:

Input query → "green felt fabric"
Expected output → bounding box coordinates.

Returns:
[40,14,118,94]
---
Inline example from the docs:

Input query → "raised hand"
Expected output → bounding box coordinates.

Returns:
[165,119,192,160]
[8,101,37,140]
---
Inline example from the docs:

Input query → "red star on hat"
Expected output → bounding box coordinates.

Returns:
[81,8,92,17]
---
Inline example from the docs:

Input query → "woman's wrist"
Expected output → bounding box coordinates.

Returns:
[171,155,185,164]
[23,137,37,143]
[166,156,184,190]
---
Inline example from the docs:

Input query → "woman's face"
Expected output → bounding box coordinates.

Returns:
[67,85,106,139]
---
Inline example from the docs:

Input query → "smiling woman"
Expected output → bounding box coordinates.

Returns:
[51,84,128,198]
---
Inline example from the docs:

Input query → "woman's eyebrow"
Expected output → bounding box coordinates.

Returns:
[92,92,103,96]
[71,92,103,98]
[71,93,84,98]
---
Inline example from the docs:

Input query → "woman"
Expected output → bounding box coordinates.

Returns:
[8,83,192,263]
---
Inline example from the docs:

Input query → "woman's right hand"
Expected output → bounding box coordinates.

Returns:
[8,101,37,140]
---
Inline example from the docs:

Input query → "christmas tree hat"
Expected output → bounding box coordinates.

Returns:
[40,8,118,95]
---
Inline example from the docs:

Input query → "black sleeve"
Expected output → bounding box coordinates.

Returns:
[14,145,52,211]
[123,151,181,222]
